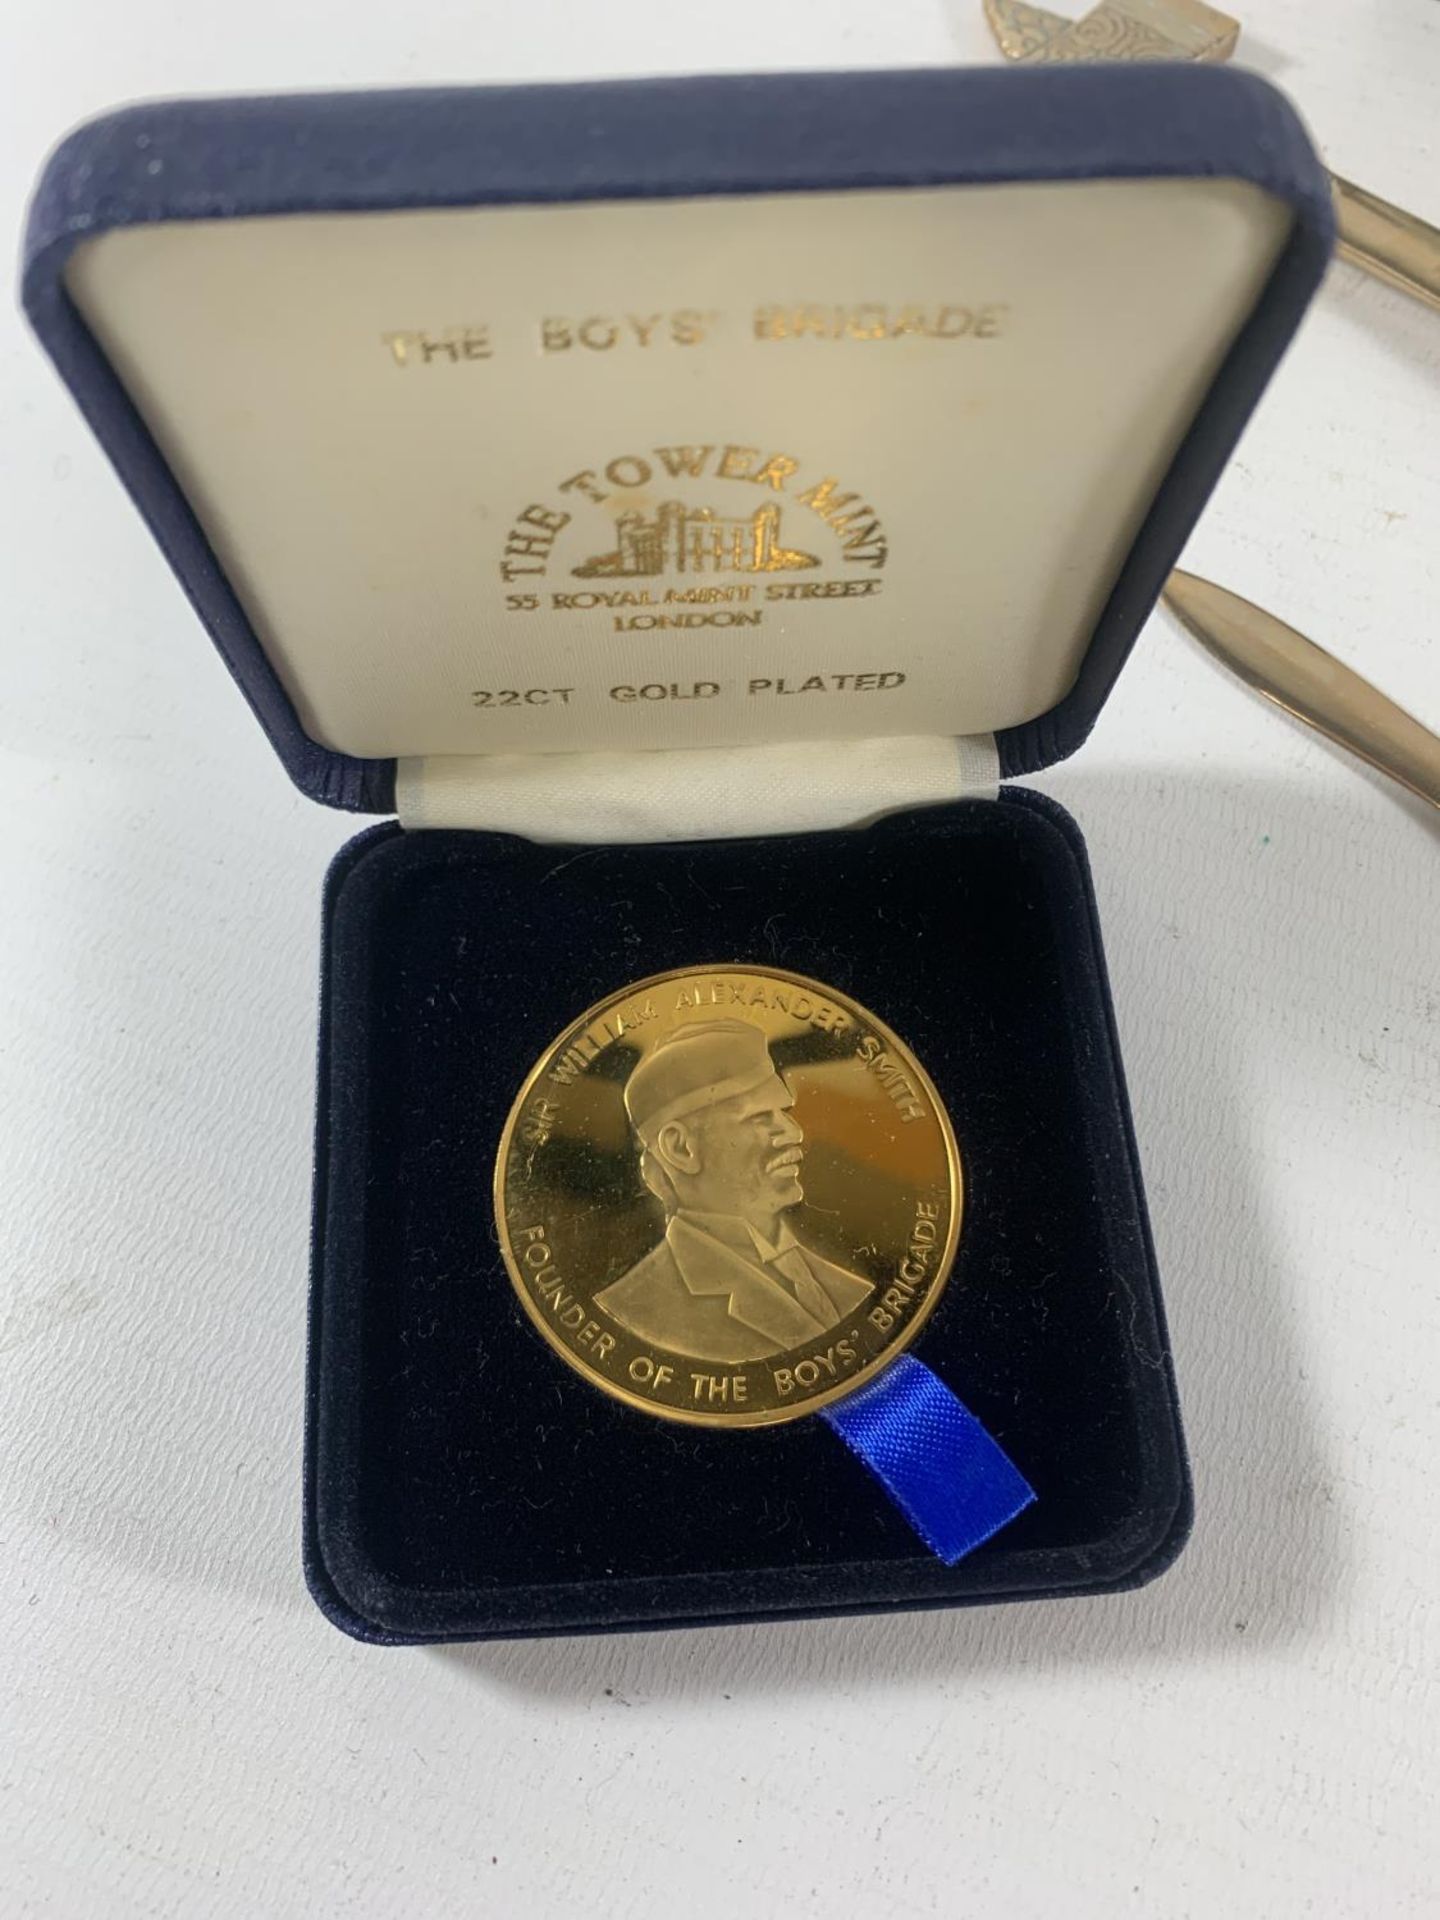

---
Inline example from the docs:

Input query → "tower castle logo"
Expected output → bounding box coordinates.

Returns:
[573,500,819,578]
[498,443,888,590]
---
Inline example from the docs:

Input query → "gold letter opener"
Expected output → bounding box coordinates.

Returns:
[982,0,1440,315]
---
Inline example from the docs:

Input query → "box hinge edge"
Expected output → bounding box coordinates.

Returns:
[394,734,1000,842]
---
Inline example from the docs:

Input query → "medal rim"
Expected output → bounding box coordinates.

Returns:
[493,962,963,1428]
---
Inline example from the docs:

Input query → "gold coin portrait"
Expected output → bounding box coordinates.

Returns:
[494,966,962,1427]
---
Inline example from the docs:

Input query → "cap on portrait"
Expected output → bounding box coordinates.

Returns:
[624,1019,779,1138]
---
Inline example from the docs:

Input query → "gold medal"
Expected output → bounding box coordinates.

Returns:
[495,966,961,1427]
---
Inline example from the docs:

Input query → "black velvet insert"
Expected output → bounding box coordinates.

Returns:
[305,790,1189,1641]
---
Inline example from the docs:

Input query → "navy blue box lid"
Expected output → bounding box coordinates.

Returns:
[22,64,1333,814]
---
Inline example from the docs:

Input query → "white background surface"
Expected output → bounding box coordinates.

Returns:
[2,2,1437,1915]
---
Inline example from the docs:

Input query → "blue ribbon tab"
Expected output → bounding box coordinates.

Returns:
[821,1355,1035,1565]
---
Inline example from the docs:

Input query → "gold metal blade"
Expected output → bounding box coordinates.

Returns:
[1162,569,1440,809]
[1333,176,1440,316]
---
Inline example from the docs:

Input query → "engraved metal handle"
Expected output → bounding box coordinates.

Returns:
[1332,175,1440,316]
[1163,569,1440,810]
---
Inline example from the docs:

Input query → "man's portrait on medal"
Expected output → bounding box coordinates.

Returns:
[596,1020,874,1363]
